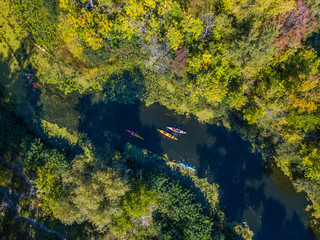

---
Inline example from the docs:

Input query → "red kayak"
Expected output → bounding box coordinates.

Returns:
[125,129,144,140]
[166,126,187,134]
[25,73,37,88]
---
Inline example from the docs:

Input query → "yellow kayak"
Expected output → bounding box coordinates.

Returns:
[157,129,178,140]
[35,43,48,53]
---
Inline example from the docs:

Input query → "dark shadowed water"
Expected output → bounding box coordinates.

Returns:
[75,97,315,240]
[1,63,315,239]
[0,30,316,239]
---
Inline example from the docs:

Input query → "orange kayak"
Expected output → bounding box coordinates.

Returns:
[125,129,144,140]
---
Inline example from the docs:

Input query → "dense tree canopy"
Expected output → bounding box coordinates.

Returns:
[2,0,320,238]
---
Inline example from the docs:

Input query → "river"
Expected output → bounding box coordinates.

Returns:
[74,97,315,240]
[1,74,317,239]
[0,8,316,238]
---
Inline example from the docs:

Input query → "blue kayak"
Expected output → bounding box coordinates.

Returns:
[178,163,196,171]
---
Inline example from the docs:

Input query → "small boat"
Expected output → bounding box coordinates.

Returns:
[35,43,48,53]
[157,129,178,140]
[178,163,196,171]
[25,73,37,88]
[125,129,144,140]
[166,126,187,134]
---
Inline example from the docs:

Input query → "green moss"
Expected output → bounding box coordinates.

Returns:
[195,108,215,122]
[41,120,80,145]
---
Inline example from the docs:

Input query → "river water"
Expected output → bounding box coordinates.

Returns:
[74,97,315,240]
[2,75,316,239]
[0,6,317,238]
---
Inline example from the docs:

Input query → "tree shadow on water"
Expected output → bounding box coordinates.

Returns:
[25,78,42,115]
[196,125,264,219]
[255,198,314,240]
[102,68,146,104]
[0,34,42,117]
[76,94,163,154]
[196,125,314,239]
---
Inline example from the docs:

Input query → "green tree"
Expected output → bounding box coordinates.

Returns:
[109,180,157,238]
[166,22,184,50]
[150,174,215,240]
[10,0,58,49]
[52,155,129,231]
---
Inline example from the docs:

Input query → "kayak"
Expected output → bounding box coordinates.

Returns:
[179,163,196,171]
[35,43,48,53]
[25,73,37,88]
[166,126,187,134]
[125,129,144,140]
[157,129,178,140]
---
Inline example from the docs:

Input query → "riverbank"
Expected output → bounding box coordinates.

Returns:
[2,0,320,238]
[0,84,254,239]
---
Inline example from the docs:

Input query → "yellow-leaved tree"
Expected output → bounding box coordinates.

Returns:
[189,72,229,106]
[182,14,203,41]
[285,49,320,114]
[288,74,320,114]
[166,22,184,50]
[222,0,295,20]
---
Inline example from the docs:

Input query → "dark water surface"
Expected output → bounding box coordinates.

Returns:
[0,25,315,239]
[75,98,315,240]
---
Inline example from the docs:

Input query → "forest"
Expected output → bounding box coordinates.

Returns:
[1,0,320,239]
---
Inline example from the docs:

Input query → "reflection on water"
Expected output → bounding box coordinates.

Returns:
[21,90,316,240]
[75,99,315,239]
[38,89,80,131]
[1,25,315,239]
[139,103,315,240]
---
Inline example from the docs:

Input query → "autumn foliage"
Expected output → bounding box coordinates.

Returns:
[274,0,317,50]
[6,0,320,236]
[170,46,187,76]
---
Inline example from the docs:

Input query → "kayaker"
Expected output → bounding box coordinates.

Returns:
[25,73,37,88]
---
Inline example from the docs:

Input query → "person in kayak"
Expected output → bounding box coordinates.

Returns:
[25,73,37,88]
[125,129,144,140]
[35,43,48,53]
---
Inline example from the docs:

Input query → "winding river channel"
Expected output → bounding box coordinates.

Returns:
[5,79,317,239]
[74,97,315,240]
[0,3,318,238]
